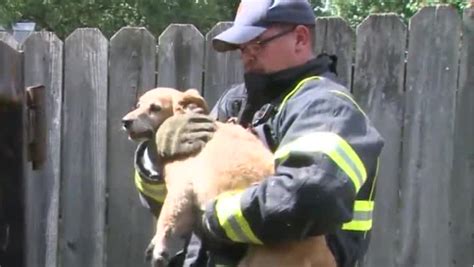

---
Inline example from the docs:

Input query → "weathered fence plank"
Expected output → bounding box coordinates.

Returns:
[314,17,354,88]
[23,32,63,267]
[400,6,460,267]
[157,24,204,92]
[449,7,474,267]
[107,27,156,267]
[351,14,407,267]
[0,32,19,50]
[60,28,108,267]
[204,22,244,107]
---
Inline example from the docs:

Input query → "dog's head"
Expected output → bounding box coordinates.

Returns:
[122,87,209,141]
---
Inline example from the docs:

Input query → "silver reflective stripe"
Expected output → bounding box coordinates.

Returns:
[334,144,364,187]
[227,216,252,243]
[352,210,373,221]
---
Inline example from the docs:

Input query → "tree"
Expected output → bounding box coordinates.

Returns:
[0,0,239,39]
[327,0,469,28]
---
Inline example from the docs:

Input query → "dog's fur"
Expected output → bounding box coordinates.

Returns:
[122,87,336,267]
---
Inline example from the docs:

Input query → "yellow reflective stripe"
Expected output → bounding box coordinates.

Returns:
[134,171,166,203]
[274,132,367,192]
[329,90,368,119]
[342,200,374,231]
[277,76,320,113]
[342,219,372,231]
[364,158,379,238]
[215,191,262,244]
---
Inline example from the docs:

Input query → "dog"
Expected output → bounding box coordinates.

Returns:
[122,87,336,267]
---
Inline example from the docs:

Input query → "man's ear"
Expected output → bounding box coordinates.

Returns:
[178,88,209,114]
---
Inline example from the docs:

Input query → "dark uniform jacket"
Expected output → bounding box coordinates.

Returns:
[134,54,384,267]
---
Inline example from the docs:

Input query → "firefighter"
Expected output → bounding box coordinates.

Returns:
[134,0,384,266]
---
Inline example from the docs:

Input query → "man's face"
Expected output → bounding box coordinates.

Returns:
[238,25,298,74]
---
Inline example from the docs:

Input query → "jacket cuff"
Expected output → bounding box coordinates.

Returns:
[202,200,233,244]
[134,141,163,183]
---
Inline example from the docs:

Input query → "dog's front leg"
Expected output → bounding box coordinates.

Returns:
[150,180,195,267]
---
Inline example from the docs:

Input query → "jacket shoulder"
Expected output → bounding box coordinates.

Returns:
[210,83,247,121]
[284,76,354,112]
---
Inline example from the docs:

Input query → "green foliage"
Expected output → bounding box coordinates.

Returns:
[0,0,239,39]
[0,0,469,39]
[0,0,147,38]
[328,0,469,28]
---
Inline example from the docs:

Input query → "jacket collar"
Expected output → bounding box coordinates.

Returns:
[240,53,337,126]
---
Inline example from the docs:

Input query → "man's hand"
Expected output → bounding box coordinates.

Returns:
[155,114,217,159]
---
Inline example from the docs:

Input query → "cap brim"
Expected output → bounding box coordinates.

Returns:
[212,25,266,52]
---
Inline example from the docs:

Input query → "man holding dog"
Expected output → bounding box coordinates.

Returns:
[133,0,384,266]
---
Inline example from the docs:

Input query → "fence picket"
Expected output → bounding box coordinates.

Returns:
[314,17,354,88]
[203,22,244,107]
[23,32,63,267]
[0,32,19,50]
[157,24,204,92]
[352,14,407,267]
[449,7,474,266]
[60,28,108,267]
[400,6,461,267]
[107,27,157,267]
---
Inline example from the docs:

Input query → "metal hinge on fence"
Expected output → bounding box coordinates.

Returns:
[26,85,46,170]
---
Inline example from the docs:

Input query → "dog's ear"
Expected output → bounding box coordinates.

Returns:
[177,89,209,114]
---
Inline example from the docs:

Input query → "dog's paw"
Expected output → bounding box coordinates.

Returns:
[145,238,171,267]
[144,240,155,262]
[151,251,170,267]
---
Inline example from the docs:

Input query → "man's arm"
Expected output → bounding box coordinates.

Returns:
[202,90,384,244]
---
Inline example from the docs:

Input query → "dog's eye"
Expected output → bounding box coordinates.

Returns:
[150,104,161,112]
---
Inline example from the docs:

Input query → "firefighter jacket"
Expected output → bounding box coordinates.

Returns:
[203,55,384,267]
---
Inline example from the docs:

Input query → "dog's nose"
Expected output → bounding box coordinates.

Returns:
[122,119,133,129]
[152,251,169,267]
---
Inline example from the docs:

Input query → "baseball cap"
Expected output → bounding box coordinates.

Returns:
[213,0,316,52]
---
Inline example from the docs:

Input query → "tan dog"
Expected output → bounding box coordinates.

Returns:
[123,87,336,267]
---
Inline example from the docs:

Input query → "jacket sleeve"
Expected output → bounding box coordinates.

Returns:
[203,89,384,245]
[133,141,167,216]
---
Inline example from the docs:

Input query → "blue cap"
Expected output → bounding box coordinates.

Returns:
[213,0,316,52]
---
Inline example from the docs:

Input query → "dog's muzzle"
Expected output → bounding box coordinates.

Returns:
[121,116,155,141]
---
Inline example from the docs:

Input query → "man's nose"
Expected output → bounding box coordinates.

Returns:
[240,52,255,71]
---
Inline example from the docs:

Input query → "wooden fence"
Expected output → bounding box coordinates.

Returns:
[0,5,472,267]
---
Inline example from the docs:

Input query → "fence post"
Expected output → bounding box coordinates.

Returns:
[0,40,25,267]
